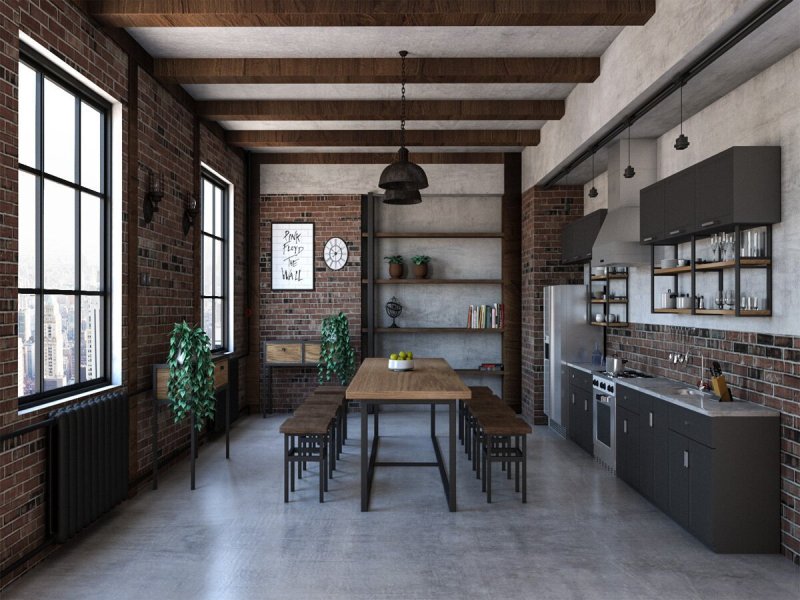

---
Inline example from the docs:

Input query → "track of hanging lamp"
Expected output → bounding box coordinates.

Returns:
[379,50,429,196]
[624,122,636,178]
[588,152,598,198]
[674,83,690,150]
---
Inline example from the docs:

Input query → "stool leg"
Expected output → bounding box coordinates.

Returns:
[329,428,335,478]
[342,401,348,443]
[290,437,296,493]
[486,434,492,503]
[298,436,303,480]
[284,434,289,502]
[522,435,527,503]
[319,437,325,503]
[515,436,520,493]
[507,438,512,480]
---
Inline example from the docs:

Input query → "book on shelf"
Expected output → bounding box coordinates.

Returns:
[478,363,504,371]
[466,303,504,329]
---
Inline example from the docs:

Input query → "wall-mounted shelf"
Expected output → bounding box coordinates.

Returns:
[455,369,505,377]
[694,258,771,271]
[363,231,503,239]
[654,265,692,275]
[589,269,629,327]
[590,274,628,281]
[370,327,504,334]
[591,322,630,327]
[365,278,502,285]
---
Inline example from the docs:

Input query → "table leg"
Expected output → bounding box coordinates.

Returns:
[225,386,230,459]
[449,401,457,512]
[361,401,368,512]
[430,403,436,437]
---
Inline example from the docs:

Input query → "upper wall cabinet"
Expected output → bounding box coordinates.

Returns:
[561,209,607,264]
[640,146,781,244]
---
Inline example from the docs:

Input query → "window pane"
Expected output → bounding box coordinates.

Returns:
[81,193,102,291]
[203,236,213,296]
[42,295,75,391]
[43,180,76,290]
[81,102,103,192]
[80,296,103,381]
[214,187,223,237]
[202,179,213,233]
[203,298,213,344]
[214,299,223,348]
[19,62,37,168]
[214,239,223,296]
[43,78,76,182]
[18,294,38,396]
[18,171,37,289]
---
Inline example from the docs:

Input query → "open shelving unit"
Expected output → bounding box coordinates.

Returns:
[588,269,630,327]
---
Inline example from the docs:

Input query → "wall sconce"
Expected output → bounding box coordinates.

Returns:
[143,170,164,223]
[182,192,199,236]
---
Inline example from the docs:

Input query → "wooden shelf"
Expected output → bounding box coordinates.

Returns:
[366,278,502,285]
[371,327,504,334]
[590,299,628,304]
[365,231,503,239]
[654,308,692,314]
[654,265,692,275]
[740,309,771,316]
[695,309,734,315]
[455,369,505,376]
[695,258,771,271]
[590,274,628,281]
[590,322,629,327]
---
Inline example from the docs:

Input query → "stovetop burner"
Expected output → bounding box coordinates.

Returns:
[594,370,653,379]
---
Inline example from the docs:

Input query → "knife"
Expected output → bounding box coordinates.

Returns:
[712,361,722,377]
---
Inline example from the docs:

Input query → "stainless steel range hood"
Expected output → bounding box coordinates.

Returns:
[591,139,656,267]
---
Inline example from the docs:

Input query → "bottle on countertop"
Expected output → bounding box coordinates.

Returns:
[591,342,603,367]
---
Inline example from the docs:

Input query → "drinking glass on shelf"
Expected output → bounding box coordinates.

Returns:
[715,290,724,309]
[709,234,720,262]
[751,296,760,310]
[723,233,735,261]
[724,289,735,310]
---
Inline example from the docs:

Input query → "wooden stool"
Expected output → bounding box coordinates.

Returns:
[465,396,515,469]
[293,404,339,471]
[280,416,331,503]
[459,386,494,444]
[313,387,349,442]
[477,415,531,503]
[306,393,346,456]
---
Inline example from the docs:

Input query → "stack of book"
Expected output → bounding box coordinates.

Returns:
[466,303,504,329]
[479,363,504,371]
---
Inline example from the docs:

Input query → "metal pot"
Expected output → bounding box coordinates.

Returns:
[676,295,693,309]
[661,289,676,309]
[606,356,628,374]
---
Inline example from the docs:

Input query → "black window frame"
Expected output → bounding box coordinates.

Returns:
[200,170,229,353]
[17,46,112,410]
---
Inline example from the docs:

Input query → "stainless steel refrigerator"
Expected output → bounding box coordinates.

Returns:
[543,285,603,436]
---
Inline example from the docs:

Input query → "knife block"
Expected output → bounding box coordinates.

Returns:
[711,375,732,402]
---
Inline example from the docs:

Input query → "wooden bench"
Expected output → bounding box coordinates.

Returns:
[475,413,532,503]
[292,403,339,472]
[312,387,348,442]
[280,416,331,503]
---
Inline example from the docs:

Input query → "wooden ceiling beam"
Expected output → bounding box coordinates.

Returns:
[86,1,656,27]
[198,100,563,121]
[253,153,505,164]
[226,129,540,147]
[155,57,600,84]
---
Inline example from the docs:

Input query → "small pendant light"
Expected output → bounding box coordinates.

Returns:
[674,82,690,150]
[623,122,636,178]
[382,188,422,205]
[379,50,429,197]
[588,152,598,198]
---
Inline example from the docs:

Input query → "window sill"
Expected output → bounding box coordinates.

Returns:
[18,384,123,416]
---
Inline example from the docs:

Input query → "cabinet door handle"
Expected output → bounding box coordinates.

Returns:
[584,399,587,411]
[700,220,717,228]
[571,393,575,405]
[642,236,654,242]
[683,450,689,469]
[649,412,653,428]
[669,229,683,236]
[623,419,628,434]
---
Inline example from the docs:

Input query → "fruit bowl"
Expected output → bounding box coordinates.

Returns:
[388,359,414,371]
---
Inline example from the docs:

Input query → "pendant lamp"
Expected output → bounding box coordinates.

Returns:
[382,188,422,205]
[674,83,690,150]
[624,123,636,178]
[588,152,598,198]
[379,50,429,196]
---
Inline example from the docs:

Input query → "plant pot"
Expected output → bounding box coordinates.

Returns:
[413,263,428,279]
[388,263,404,279]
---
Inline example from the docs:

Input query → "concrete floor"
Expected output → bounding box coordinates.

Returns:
[5,408,799,600]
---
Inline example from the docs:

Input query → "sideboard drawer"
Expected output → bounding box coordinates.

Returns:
[304,343,321,363]
[265,342,303,364]
[214,358,229,388]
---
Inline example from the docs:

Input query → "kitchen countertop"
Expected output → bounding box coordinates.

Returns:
[563,361,778,418]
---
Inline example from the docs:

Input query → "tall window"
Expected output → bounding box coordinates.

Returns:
[17,51,110,406]
[201,172,228,351]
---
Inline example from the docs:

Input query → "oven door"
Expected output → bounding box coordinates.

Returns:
[593,392,616,471]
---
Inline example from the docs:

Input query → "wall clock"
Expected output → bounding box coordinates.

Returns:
[323,237,348,270]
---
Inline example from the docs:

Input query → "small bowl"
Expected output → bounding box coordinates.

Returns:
[594,313,605,323]
[660,258,679,269]
[676,259,690,267]
[388,359,414,371]
[591,291,604,299]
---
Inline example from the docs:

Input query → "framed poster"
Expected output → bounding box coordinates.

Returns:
[271,222,314,290]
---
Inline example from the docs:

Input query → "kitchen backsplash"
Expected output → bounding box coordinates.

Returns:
[606,323,800,563]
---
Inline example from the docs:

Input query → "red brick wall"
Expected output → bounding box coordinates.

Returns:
[520,186,584,423]
[254,195,362,412]
[606,324,800,563]
[0,1,247,586]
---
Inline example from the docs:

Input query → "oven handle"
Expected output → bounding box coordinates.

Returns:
[596,394,613,404]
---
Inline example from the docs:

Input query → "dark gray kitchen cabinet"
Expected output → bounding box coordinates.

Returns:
[662,168,695,238]
[650,398,670,512]
[567,367,594,456]
[667,430,713,544]
[616,404,640,491]
[667,429,690,530]
[639,183,664,243]
[694,146,781,232]
[561,209,607,264]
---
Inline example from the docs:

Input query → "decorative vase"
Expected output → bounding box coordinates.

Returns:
[413,263,428,279]
[389,263,403,279]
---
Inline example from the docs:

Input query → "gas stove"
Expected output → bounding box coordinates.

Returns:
[593,369,653,380]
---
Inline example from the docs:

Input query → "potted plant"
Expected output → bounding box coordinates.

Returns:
[384,255,404,279]
[411,255,431,279]
[318,312,356,386]
[166,321,216,430]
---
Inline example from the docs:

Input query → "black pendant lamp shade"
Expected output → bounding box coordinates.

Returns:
[588,152,598,198]
[379,50,428,198]
[674,83,690,151]
[624,123,636,178]
[382,188,422,205]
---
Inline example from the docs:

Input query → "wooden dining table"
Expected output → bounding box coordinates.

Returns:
[346,358,471,512]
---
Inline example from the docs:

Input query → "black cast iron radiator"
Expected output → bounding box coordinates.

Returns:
[50,392,129,543]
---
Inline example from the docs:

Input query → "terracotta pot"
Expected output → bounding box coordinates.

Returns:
[413,263,428,279]
[388,263,404,279]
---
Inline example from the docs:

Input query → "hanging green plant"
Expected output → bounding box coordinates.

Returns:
[318,312,356,386]
[166,321,216,430]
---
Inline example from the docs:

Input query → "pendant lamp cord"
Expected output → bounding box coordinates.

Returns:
[628,124,632,164]
[400,50,407,149]
[679,84,684,135]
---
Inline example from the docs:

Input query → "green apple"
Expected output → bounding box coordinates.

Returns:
[406,351,413,359]
[390,353,398,360]
[398,351,407,360]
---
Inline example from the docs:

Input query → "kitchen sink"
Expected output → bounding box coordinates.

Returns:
[676,388,706,396]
